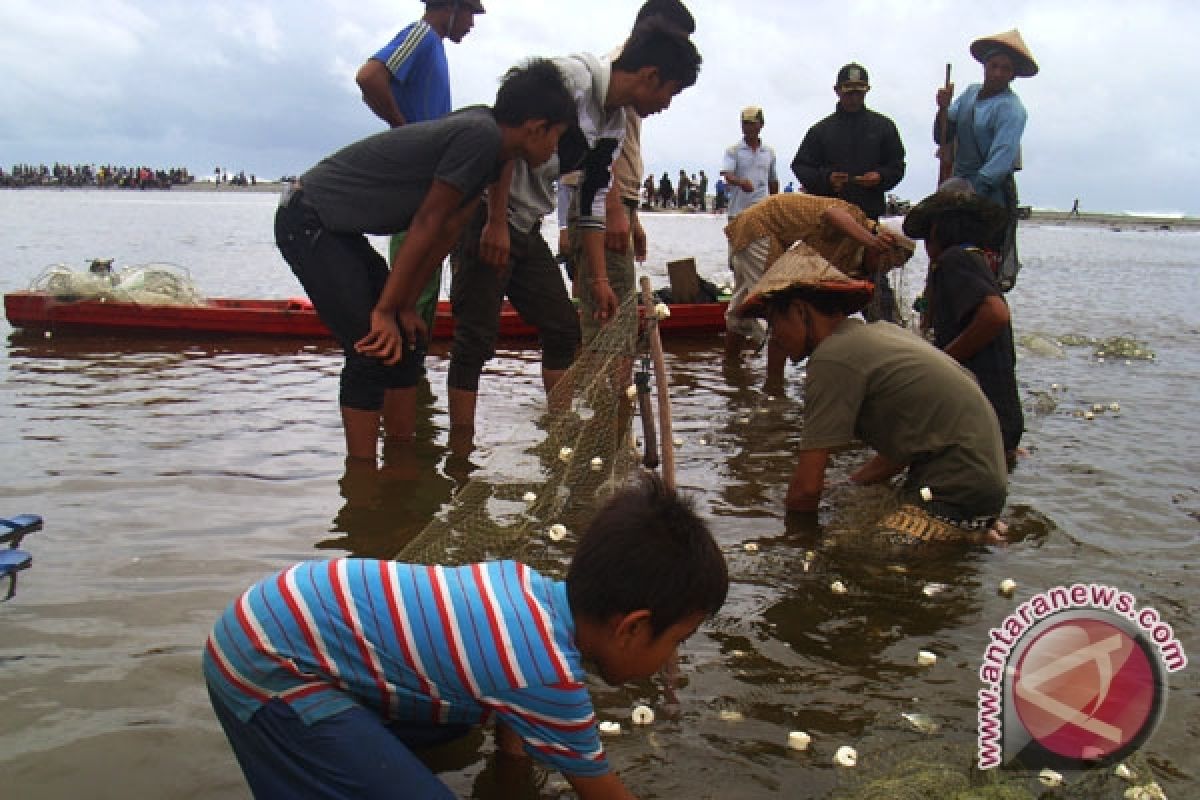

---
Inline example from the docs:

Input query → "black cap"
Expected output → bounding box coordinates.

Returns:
[836,63,869,89]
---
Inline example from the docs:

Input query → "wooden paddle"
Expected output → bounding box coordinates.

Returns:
[938,63,955,185]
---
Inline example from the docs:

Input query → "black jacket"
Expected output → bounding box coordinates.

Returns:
[791,106,906,220]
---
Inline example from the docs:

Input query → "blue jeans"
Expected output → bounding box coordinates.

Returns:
[209,688,470,799]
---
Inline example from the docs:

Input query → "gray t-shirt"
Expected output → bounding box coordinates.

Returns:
[301,106,503,234]
[801,318,1007,516]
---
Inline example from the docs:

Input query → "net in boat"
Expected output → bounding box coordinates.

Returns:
[31,260,204,306]
[395,288,663,575]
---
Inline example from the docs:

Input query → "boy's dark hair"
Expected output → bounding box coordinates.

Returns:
[613,17,702,89]
[929,210,994,250]
[494,58,576,127]
[567,475,727,636]
[634,0,696,35]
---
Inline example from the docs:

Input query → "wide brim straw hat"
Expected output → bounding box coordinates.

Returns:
[737,244,875,319]
[970,29,1037,77]
[902,179,1009,240]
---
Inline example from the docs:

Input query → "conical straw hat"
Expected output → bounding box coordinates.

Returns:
[970,29,1038,77]
[737,243,875,319]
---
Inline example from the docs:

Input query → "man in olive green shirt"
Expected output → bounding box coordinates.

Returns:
[738,247,1007,533]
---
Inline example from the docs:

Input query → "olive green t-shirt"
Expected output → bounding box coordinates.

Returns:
[800,319,1007,516]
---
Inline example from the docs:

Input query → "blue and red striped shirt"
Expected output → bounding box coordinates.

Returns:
[203,559,607,776]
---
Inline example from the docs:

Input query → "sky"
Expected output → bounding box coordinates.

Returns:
[2,0,1198,216]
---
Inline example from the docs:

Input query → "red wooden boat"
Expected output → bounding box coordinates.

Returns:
[3,291,730,342]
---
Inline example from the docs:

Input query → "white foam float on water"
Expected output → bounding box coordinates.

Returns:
[743,542,759,553]
[522,491,537,504]
[717,710,744,722]
[917,650,938,667]
[631,705,655,725]
[833,746,857,767]
[1038,768,1064,787]
[787,731,811,751]
[999,578,1018,595]
[558,447,573,462]
[919,486,933,502]
[922,582,948,597]
[548,524,568,542]
[830,580,848,595]
[598,721,622,736]
[590,457,604,471]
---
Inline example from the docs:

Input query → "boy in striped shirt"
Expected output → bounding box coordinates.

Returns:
[204,476,728,799]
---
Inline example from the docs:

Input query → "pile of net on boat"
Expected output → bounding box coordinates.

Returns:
[30,260,205,306]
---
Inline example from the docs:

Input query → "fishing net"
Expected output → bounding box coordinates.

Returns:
[395,286,669,575]
[830,737,1162,800]
[31,261,204,306]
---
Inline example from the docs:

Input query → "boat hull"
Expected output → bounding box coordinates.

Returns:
[4,292,730,342]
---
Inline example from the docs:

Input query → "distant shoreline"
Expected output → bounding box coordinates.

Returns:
[5,185,1198,230]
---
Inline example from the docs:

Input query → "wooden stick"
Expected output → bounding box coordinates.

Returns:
[938,63,954,185]
[638,276,676,490]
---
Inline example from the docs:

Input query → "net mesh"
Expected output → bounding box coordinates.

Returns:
[395,288,661,575]
[31,261,204,306]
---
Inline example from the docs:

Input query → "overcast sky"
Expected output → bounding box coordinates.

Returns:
[3,0,1197,215]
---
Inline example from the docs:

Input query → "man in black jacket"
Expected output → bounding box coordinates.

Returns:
[791,63,906,321]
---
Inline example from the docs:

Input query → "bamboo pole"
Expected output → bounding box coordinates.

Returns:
[638,276,676,490]
[938,63,954,185]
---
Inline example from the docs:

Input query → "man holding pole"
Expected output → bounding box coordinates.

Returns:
[934,29,1038,291]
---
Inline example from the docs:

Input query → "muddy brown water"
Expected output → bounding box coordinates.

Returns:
[2,191,1197,798]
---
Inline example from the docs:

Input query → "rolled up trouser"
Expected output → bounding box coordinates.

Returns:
[448,209,580,391]
[725,236,770,343]
[275,197,423,411]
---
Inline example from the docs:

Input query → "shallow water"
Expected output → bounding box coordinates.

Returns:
[2,190,1198,799]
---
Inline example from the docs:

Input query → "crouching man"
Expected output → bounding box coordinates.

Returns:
[738,246,1009,544]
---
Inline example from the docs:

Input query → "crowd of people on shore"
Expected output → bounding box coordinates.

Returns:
[1,163,195,189]
[641,168,709,210]
[0,164,270,189]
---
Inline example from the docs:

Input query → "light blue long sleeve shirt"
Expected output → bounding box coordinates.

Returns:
[949,84,1027,206]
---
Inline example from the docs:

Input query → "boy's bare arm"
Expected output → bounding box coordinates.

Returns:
[480,160,515,269]
[944,295,1010,362]
[357,180,468,363]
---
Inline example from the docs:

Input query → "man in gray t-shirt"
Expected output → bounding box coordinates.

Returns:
[274,60,576,462]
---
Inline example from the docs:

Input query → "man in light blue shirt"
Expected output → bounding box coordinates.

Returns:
[721,105,778,358]
[935,29,1037,291]
[720,106,778,219]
